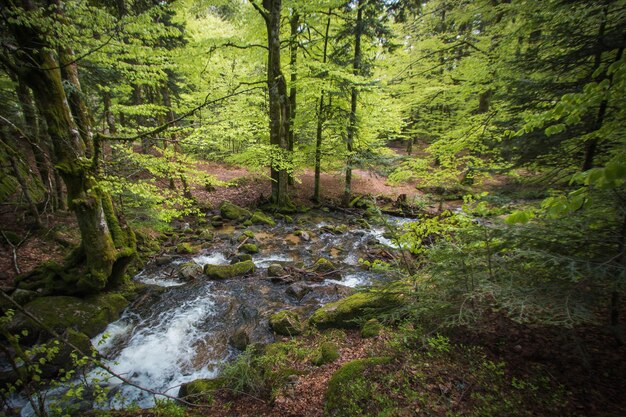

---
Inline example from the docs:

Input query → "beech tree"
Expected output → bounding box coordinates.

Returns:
[2,0,136,294]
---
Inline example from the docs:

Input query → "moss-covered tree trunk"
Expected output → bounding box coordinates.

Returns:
[9,0,135,294]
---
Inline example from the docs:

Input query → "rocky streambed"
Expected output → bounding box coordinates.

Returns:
[11,206,416,413]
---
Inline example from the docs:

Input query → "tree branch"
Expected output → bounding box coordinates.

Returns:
[95,86,265,143]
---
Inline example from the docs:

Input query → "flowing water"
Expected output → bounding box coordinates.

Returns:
[17,210,416,414]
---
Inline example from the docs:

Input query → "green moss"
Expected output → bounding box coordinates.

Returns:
[309,291,402,329]
[176,242,198,254]
[198,229,214,240]
[242,220,252,226]
[311,257,335,273]
[361,319,383,338]
[177,378,225,404]
[203,260,255,279]
[269,310,304,336]
[243,230,255,238]
[312,342,340,366]
[250,211,276,226]
[220,201,251,221]
[240,243,259,254]
[9,293,128,341]
[325,357,391,416]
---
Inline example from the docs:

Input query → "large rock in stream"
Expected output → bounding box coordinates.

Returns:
[219,201,251,221]
[203,260,255,280]
[7,293,129,342]
[309,290,403,329]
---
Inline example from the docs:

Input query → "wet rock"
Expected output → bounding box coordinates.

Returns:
[155,256,172,266]
[294,230,311,241]
[178,378,225,404]
[302,285,354,304]
[309,290,403,329]
[321,225,348,235]
[311,341,339,366]
[231,253,252,264]
[310,257,340,279]
[286,282,312,300]
[240,243,259,254]
[229,329,250,351]
[203,260,255,280]
[178,262,203,281]
[250,210,276,226]
[220,201,251,221]
[269,310,304,336]
[361,318,383,338]
[267,264,286,277]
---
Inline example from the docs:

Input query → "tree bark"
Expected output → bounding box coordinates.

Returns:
[342,0,364,207]
[8,0,135,294]
[254,0,292,208]
[313,9,332,203]
[287,11,299,186]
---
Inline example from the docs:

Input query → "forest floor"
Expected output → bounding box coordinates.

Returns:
[2,148,625,417]
[0,157,422,289]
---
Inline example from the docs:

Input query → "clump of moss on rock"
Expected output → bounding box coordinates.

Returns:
[8,293,128,342]
[240,243,259,254]
[203,260,255,280]
[220,201,251,221]
[250,211,276,226]
[176,242,198,254]
[309,291,401,329]
[361,318,383,338]
[178,378,226,405]
[312,341,340,366]
[269,310,304,336]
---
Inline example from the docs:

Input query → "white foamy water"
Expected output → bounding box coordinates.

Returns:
[192,252,229,265]
[134,269,183,287]
[91,287,223,408]
[254,254,293,268]
[326,272,371,288]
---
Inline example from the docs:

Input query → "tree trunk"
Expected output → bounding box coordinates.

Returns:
[287,11,299,186]
[313,9,332,203]
[9,0,135,294]
[255,0,292,208]
[342,0,364,207]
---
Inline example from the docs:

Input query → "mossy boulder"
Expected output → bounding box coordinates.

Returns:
[219,201,251,221]
[269,310,304,336]
[9,293,129,342]
[176,242,198,254]
[325,357,391,415]
[240,243,259,254]
[250,211,276,226]
[360,319,383,338]
[312,342,340,366]
[203,260,255,280]
[178,378,226,404]
[309,291,401,329]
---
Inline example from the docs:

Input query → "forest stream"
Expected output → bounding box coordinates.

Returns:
[19,211,414,413]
